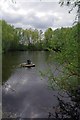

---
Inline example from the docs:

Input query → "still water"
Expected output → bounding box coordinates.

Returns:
[2,51,59,118]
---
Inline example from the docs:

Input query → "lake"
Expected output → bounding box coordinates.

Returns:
[2,51,61,118]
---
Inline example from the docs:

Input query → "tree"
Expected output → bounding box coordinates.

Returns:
[31,29,39,44]
[0,20,2,54]
[59,0,80,22]
[59,0,80,10]
[2,20,19,52]
[44,28,53,48]
[46,1,80,119]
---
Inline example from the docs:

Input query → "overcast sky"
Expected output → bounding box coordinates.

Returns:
[0,0,77,30]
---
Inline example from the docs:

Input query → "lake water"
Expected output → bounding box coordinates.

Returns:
[2,51,61,118]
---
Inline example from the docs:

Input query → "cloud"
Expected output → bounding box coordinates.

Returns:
[0,0,77,30]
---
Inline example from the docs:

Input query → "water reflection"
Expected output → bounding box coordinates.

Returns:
[2,51,58,118]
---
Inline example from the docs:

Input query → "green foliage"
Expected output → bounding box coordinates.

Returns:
[2,20,19,52]
[49,24,79,92]
[44,28,53,46]
[0,20,2,54]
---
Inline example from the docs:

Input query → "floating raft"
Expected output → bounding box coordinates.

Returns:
[19,63,35,68]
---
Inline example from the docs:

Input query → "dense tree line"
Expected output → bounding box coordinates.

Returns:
[2,19,79,53]
[2,20,44,52]
[2,20,19,52]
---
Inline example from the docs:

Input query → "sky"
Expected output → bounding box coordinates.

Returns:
[0,0,77,31]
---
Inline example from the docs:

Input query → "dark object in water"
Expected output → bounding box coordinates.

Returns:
[19,63,35,68]
[27,59,31,64]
